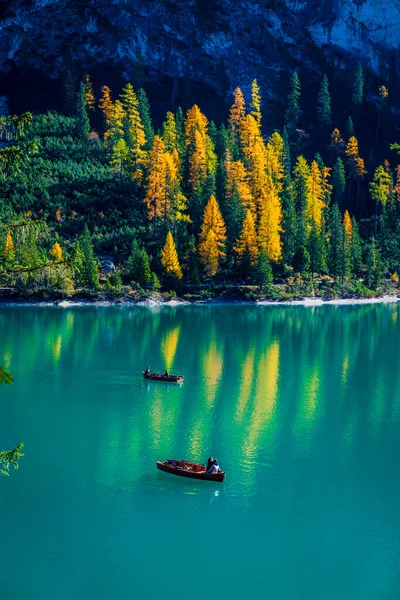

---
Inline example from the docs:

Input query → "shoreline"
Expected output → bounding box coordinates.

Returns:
[0,293,399,308]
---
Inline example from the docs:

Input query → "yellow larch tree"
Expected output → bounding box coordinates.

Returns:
[257,176,283,262]
[84,75,95,111]
[320,165,332,204]
[345,136,367,181]
[343,209,352,239]
[240,114,263,167]
[184,105,208,146]
[229,87,246,133]
[104,99,125,147]
[188,129,207,189]
[198,229,220,277]
[3,232,15,261]
[120,83,147,182]
[226,160,255,215]
[234,209,258,265]
[50,242,63,261]
[250,79,262,131]
[99,86,113,125]
[265,132,285,194]
[161,231,182,279]
[164,151,189,230]
[198,195,226,276]
[306,160,326,230]
[247,139,268,216]
[144,136,167,230]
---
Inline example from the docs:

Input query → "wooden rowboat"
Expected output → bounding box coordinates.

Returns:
[143,372,184,383]
[156,459,226,482]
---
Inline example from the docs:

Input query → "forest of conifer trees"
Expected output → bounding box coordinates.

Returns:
[1,67,400,300]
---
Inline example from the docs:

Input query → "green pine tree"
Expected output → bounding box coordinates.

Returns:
[352,63,364,105]
[332,158,346,204]
[80,225,99,290]
[137,88,154,150]
[366,237,382,289]
[307,220,327,279]
[285,72,301,135]
[350,217,363,275]
[317,74,332,126]
[253,247,273,291]
[76,81,90,138]
[175,106,187,170]
[281,173,297,266]
[346,116,355,139]
[328,203,343,277]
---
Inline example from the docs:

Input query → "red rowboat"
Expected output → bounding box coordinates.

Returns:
[143,372,184,383]
[156,459,225,482]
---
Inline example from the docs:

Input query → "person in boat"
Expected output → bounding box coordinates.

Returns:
[205,459,221,475]
[206,456,214,470]
[144,366,151,376]
[164,369,169,377]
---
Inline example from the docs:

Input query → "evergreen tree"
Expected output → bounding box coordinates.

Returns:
[317,74,332,126]
[125,239,141,282]
[332,157,346,204]
[307,220,327,279]
[285,72,301,135]
[328,203,343,277]
[281,174,297,266]
[350,216,363,275]
[253,247,273,290]
[138,88,154,150]
[80,225,99,290]
[175,106,186,169]
[352,63,364,105]
[161,231,182,280]
[76,81,90,138]
[136,248,153,288]
[293,155,310,248]
[292,245,310,274]
[366,237,382,289]
[346,116,355,140]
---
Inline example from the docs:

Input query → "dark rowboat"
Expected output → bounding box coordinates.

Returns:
[156,459,225,482]
[143,372,184,383]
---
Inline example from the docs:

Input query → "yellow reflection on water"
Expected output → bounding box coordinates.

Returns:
[202,338,223,408]
[341,355,349,383]
[51,335,62,363]
[3,351,12,369]
[243,340,280,460]
[161,324,181,370]
[235,349,255,423]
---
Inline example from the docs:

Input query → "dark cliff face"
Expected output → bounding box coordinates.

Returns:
[0,0,399,118]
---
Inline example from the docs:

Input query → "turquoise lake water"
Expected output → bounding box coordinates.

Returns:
[1,304,400,599]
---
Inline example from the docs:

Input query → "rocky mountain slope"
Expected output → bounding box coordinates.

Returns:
[0,0,399,109]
